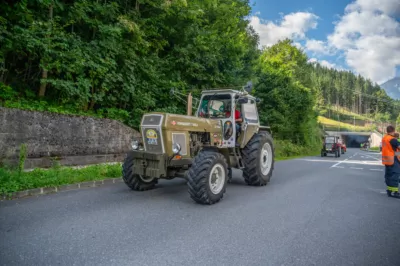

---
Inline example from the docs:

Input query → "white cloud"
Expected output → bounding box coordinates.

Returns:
[320,60,337,69]
[305,39,333,55]
[293,42,303,49]
[327,0,400,83]
[249,12,319,47]
[345,0,400,16]
[308,58,338,70]
[308,58,318,63]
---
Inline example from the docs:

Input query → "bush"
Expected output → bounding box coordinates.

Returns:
[275,140,320,159]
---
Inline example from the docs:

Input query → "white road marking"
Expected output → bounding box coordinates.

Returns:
[362,154,381,161]
[330,156,350,168]
[296,152,383,169]
[350,167,364,170]
[370,169,384,172]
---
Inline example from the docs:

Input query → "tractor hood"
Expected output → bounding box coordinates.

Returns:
[141,112,222,133]
[164,113,222,133]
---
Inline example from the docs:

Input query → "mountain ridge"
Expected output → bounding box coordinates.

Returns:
[380,77,400,99]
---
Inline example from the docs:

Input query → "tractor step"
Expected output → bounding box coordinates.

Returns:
[231,147,245,169]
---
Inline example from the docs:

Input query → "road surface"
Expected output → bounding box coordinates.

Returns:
[1,148,400,266]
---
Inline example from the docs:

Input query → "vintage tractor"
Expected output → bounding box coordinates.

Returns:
[321,136,341,158]
[122,84,275,205]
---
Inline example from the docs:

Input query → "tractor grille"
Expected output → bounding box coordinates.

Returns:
[141,114,164,153]
[142,127,164,153]
[325,144,333,150]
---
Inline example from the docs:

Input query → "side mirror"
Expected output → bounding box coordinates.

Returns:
[238,97,248,104]
[234,94,240,99]
[255,98,261,103]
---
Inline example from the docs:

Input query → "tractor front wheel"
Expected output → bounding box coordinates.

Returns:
[186,151,228,205]
[242,132,274,186]
[122,151,158,191]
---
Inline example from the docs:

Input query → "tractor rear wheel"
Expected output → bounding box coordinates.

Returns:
[242,132,274,186]
[186,150,228,205]
[122,151,158,191]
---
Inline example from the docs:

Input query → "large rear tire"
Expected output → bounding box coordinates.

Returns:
[186,151,228,205]
[122,151,158,191]
[242,132,274,186]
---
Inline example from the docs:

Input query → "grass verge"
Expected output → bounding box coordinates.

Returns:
[274,140,320,161]
[0,164,122,196]
[368,147,380,152]
[318,116,372,132]
[1,140,319,195]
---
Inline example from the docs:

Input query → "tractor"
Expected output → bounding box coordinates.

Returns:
[321,136,341,158]
[122,83,275,205]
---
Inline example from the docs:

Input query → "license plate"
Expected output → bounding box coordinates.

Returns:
[147,138,158,145]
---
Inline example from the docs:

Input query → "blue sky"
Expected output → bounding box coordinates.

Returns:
[248,0,400,84]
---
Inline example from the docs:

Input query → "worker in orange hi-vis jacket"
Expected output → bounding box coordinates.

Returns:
[381,125,400,198]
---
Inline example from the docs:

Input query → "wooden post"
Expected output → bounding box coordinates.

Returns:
[187,93,193,116]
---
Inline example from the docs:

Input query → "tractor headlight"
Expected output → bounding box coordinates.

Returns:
[131,140,139,150]
[172,143,181,154]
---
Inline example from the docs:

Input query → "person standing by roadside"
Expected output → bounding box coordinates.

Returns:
[382,125,400,198]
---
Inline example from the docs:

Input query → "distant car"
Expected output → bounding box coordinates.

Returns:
[379,142,382,152]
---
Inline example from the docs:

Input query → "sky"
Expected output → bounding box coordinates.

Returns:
[248,0,400,84]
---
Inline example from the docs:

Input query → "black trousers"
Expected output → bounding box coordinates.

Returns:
[385,165,399,192]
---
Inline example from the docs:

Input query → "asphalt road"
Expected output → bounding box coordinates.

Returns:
[1,148,400,266]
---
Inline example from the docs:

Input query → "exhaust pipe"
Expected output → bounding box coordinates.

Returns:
[187,93,193,116]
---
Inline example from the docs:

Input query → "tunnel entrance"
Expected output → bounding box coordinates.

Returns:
[342,135,370,148]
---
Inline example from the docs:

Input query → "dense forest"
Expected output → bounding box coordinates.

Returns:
[0,0,398,151]
[309,64,400,121]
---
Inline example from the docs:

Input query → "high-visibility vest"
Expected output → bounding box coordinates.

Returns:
[382,134,395,165]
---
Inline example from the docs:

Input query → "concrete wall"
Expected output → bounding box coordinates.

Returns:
[369,132,382,148]
[0,107,139,168]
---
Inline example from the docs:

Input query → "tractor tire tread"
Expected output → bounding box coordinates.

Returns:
[122,152,157,191]
[186,151,227,205]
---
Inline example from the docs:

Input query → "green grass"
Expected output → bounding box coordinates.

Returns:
[318,116,373,132]
[0,164,122,196]
[0,140,319,195]
[369,147,380,152]
[275,154,317,161]
[321,106,371,121]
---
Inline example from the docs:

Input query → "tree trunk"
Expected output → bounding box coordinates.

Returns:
[38,70,48,97]
[38,4,53,97]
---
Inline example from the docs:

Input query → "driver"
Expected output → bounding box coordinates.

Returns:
[225,103,242,142]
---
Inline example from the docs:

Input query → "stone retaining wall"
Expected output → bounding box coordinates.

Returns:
[0,107,139,168]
